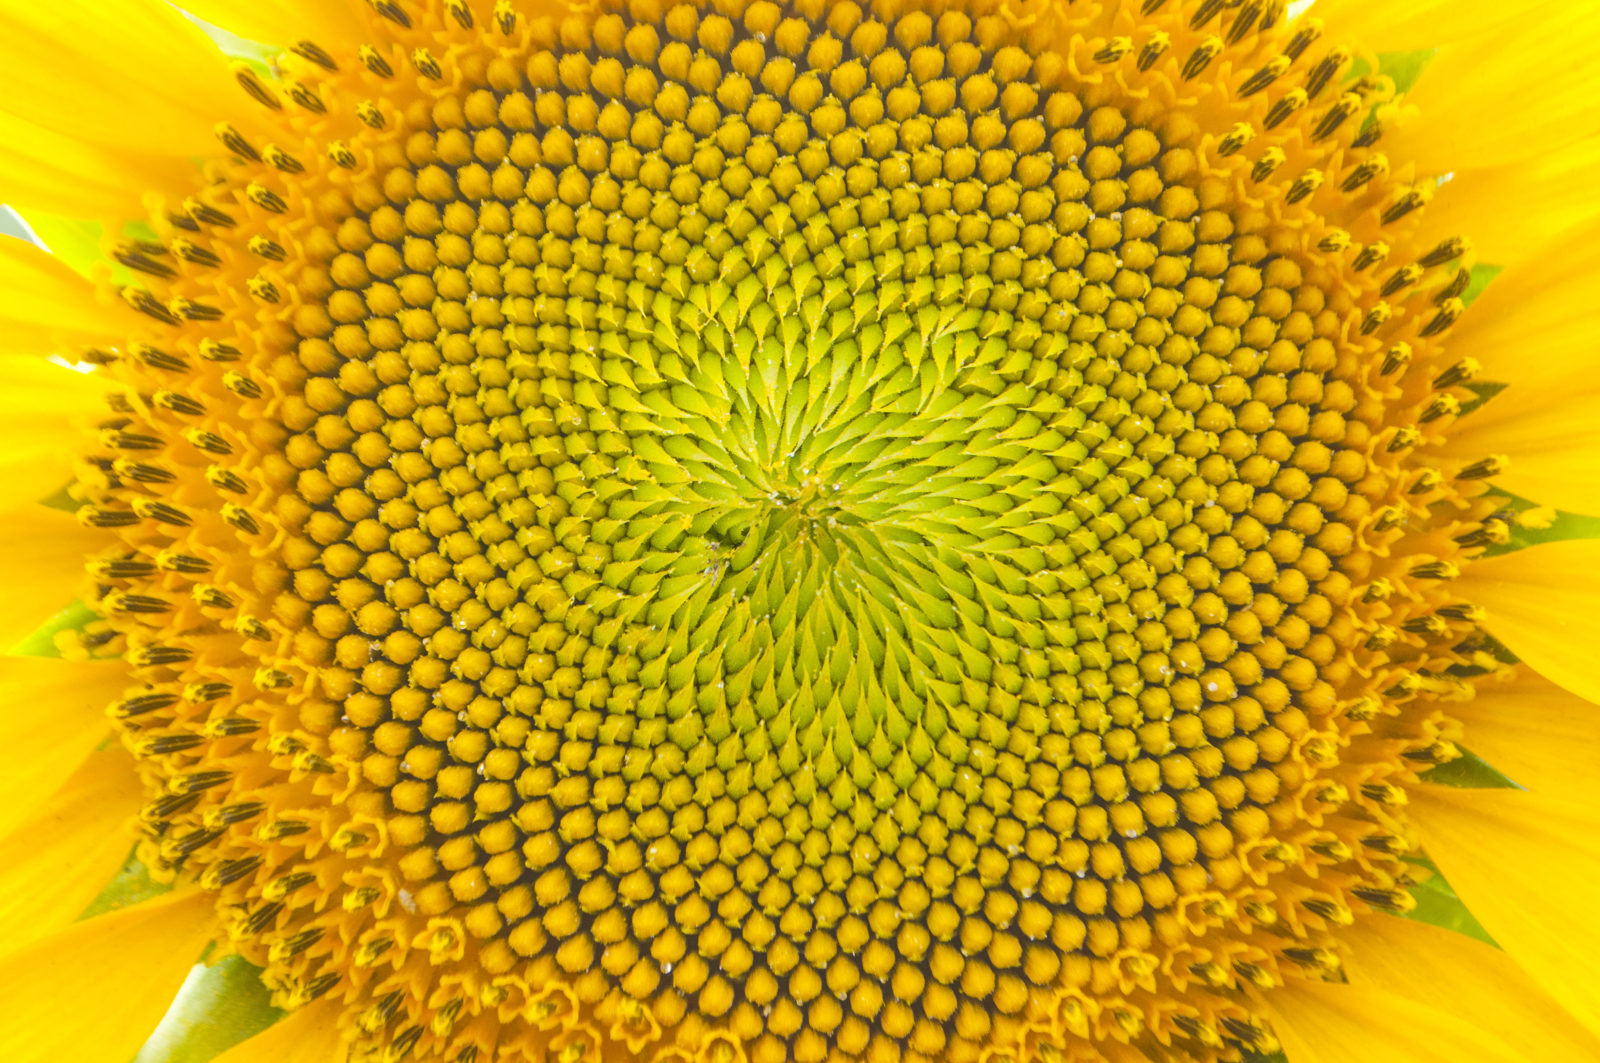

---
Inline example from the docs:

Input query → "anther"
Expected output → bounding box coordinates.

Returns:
[1419,297,1465,339]
[109,459,174,485]
[1284,19,1322,60]
[359,45,394,78]
[1312,93,1361,140]
[1403,741,1461,765]
[247,236,285,261]
[105,592,171,616]
[223,504,261,534]
[1361,579,1393,603]
[1408,560,1460,580]
[369,0,411,28]
[233,616,272,641]
[223,372,264,398]
[214,123,259,161]
[1372,505,1407,530]
[246,183,288,214]
[1239,55,1291,96]
[264,145,304,174]
[1401,615,1450,637]
[202,717,260,737]
[328,142,358,169]
[1251,147,1285,181]
[1381,342,1411,374]
[90,557,156,579]
[1433,359,1481,388]
[256,669,294,691]
[446,0,473,27]
[1217,123,1254,156]
[1436,268,1472,304]
[1420,236,1470,269]
[494,0,516,32]
[114,245,176,279]
[130,499,189,527]
[1186,962,1228,987]
[171,240,220,267]
[1438,601,1488,622]
[1305,46,1351,97]
[1093,37,1133,64]
[1318,229,1350,253]
[1282,947,1341,972]
[1364,626,1397,651]
[206,466,249,493]
[133,344,190,371]
[1419,394,1460,423]
[1454,520,1509,549]
[1286,168,1322,203]
[1301,897,1353,924]
[110,692,180,718]
[121,287,178,325]
[138,733,203,756]
[1353,887,1417,913]
[192,585,235,609]
[1381,187,1430,225]
[1182,37,1223,80]
[288,82,325,113]
[357,101,385,128]
[1407,469,1444,495]
[185,681,233,702]
[248,277,280,303]
[1189,0,1228,29]
[157,550,210,573]
[152,391,205,416]
[1386,428,1421,453]
[78,506,138,529]
[172,298,222,321]
[185,428,234,455]
[409,48,442,80]
[344,887,382,913]
[1345,695,1383,720]
[264,871,317,901]
[163,828,223,860]
[1354,242,1390,271]
[1137,33,1170,72]
[256,819,310,841]
[233,66,282,109]
[1381,264,1423,297]
[1359,302,1392,335]
[243,903,283,935]
[1341,154,1389,193]
[1360,832,1412,854]
[303,974,341,1003]
[1225,0,1268,44]
[270,928,325,961]
[1141,0,1169,13]
[291,40,338,71]
[203,855,264,889]
[1263,88,1307,129]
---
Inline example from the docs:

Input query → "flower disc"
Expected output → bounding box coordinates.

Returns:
[56,1,1519,1061]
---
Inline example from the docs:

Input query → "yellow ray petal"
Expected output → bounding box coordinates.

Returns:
[1435,387,1600,517]
[1265,973,1529,1063]
[1383,17,1600,173]
[180,0,365,48]
[0,656,128,836]
[0,236,140,353]
[0,505,105,648]
[0,0,238,156]
[1416,143,1600,267]
[1343,915,1600,1059]
[1446,220,1600,392]
[1448,670,1600,801]
[1461,539,1600,704]
[0,889,216,1063]
[1308,0,1521,51]
[210,999,346,1063]
[0,110,189,221]
[0,748,142,948]
[0,359,112,512]
[1411,784,1600,1037]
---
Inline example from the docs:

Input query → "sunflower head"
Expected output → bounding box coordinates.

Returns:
[2,1,1599,1062]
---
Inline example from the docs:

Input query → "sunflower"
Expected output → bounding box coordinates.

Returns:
[1,0,1597,1060]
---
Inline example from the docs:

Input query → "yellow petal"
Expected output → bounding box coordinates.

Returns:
[1448,670,1600,801]
[0,0,238,156]
[0,889,216,1063]
[1383,17,1600,172]
[1411,783,1600,1037]
[1308,0,1521,51]
[180,0,365,48]
[0,506,105,648]
[1436,386,1600,516]
[1461,539,1600,704]
[0,236,140,353]
[1265,973,1528,1063]
[0,656,128,835]
[1446,220,1600,392]
[1343,915,1600,1059]
[210,999,346,1063]
[0,111,188,221]
[0,359,112,512]
[1416,143,1600,267]
[0,748,142,948]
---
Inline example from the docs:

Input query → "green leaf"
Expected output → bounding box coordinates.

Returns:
[131,954,284,1063]
[80,851,172,920]
[1404,856,1496,946]
[16,212,104,276]
[9,600,98,657]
